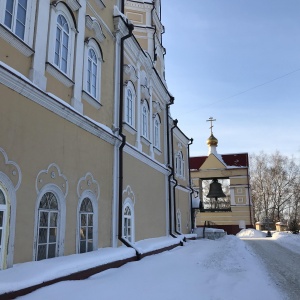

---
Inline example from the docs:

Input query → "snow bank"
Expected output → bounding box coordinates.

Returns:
[18,236,284,300]
[0,247,135,294]
[236,228,266,238]
[271,231,300,254]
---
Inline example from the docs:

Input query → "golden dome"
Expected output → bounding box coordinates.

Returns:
[206,134,218,146]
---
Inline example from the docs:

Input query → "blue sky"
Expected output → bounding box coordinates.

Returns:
[161,0,300,159]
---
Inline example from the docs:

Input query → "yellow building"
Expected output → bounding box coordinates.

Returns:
[190,123,254,235]
[0,0,192,273]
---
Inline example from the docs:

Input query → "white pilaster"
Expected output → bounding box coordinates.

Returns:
[71,0,86,114]
[149,79,154,157]
[29,0,51,90]
[135,63,142,150]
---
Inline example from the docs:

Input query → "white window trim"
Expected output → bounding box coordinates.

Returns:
[0,188,7,270]
[176,209,182,233]
[47,3,76,80]
[153,114,161,150]
[82,39,102,105]
[76,190,98,254]
[122,198,135,243]
[33,184,66,261]
[175,151,185,179]
[141,101,149,139]
[124,81,136,128]
[0,0,36,49]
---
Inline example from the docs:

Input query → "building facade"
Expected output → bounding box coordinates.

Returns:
[0,0,192,271]
[190,129,254,235]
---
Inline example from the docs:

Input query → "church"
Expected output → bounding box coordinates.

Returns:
[0,0,192,277]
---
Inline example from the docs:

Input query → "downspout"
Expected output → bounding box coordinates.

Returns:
[246,154,253,228]
[166,98,177,238]
[171,119,181,236]
[116,11,141,258]
[187,138,194,230]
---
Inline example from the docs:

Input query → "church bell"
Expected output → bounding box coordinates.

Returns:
[206,179,227,200]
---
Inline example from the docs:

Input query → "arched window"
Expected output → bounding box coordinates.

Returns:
[79,198,94,253]
[54,14,69,74]
[142,103,149,138]
[153,114,161,149]
[87,49,97,98]
[176,209,182,233]
[83,39,103,104]
[122,198,134,243]
[36,192,59,261]
[0,189,7,270]
[124,82,135,127]
[47,3,76,80]
[175,151,185,178]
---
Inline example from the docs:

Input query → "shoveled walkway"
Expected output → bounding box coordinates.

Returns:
[244,238,300,300]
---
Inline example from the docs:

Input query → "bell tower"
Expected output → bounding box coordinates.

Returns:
[124,0,166,80]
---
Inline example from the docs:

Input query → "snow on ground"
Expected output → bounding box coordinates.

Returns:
[237,228,300,254]
[17,235,284,300]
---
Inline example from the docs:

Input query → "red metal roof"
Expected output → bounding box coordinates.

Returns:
[190,153,249,170]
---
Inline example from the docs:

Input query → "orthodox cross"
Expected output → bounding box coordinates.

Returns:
[206,117,216,135]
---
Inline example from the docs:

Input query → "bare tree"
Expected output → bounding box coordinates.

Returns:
[250,151,300,223]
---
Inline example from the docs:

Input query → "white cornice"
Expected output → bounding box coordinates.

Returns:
[125,1,153,10]
[67,0,81,11]
[0,63,116,145]
[86,15,106,43]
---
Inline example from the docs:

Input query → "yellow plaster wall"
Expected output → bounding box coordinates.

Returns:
[1,88,114,263]
[123,153,167,241]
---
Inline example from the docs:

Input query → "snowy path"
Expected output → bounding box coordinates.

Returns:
[244,238,300,300]
[17,237,283,300]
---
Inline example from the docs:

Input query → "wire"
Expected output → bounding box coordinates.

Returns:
[181,67,300,113]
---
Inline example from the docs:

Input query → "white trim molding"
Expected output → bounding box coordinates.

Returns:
[36,163,68,198]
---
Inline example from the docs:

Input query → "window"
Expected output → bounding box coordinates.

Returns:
[47,3,76,80]
[79,198,94,253]
[176,209,181,233]
[87,49,97,98]
[123,199,134,243]
[36,192,59,261]
[124,82,135,127]
[4,0,27,40]
[153,115,160,149]
[141,102,149,138]
[83,39,103,105]
[54,14,69,74]
[175,151,185,178]
[0,189,7,270]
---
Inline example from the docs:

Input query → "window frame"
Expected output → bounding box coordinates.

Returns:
[124,81,136,128]
[47,3,76,80]
[34,184,66,261]
[82,39,103,106]
[36,192,59,261]
[0,188,7,270]
[141,101,149,139]
[77,192,98,254]
[153,114,161,149]
[175,151,185,178]
[0,0,36,55]
[122,198,135,243]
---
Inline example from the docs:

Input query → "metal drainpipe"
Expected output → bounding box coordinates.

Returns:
[171,119,182,236]
[246,154,253,228]
[166,99,177,238]
[187,138,194,231]
[116,14,141,259]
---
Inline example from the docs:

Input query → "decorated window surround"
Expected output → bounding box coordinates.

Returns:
[175,151,185,179]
